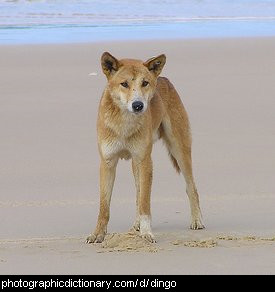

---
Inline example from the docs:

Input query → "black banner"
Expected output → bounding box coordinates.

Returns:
[0,276,183,290]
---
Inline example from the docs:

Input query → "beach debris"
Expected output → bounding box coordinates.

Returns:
[171,234,275,249]
[96,231,158,253]
[171,238,217,248]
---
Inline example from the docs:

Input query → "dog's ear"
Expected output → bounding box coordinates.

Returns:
[101,52,120,78]
[144,54,166,76]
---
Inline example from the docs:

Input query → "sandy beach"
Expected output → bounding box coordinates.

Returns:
[1,37,275,275]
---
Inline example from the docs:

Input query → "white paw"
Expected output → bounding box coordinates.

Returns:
[141,232,156,243]
[139,215,155,242]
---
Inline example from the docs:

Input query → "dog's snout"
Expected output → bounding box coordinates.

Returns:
[132,101,144,112]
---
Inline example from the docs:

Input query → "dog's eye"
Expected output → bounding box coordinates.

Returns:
[120,82,129,88]
[142,80,149,87]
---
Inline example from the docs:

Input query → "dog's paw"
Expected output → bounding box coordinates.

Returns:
[141,233,156,243]
[190,219,205,230]
[86,233,105,244]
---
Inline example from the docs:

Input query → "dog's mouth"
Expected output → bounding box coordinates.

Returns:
[128,108,146,115]
[132,110,144,115]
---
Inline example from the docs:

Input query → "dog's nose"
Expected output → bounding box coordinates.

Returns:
[132,101,144,112]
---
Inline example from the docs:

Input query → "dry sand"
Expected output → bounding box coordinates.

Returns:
[0,38,275,275]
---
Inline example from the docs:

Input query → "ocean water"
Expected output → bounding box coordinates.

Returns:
[0,0,275,44]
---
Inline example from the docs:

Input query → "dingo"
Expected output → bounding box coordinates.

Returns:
[87,52,204,243]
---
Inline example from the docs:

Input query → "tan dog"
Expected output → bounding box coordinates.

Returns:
[87,52,204,243]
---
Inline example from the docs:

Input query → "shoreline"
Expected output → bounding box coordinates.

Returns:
[1,35,275,47]
[1,20,275,45]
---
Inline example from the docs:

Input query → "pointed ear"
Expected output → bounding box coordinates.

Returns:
[101,52,120,78]
[144,54,166,76]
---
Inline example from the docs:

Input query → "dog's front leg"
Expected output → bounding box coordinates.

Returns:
[86,158,117,243]
[131,160,140,232]
[134,154,155,243]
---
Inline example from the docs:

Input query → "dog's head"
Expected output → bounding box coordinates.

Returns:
[101,52,166,114]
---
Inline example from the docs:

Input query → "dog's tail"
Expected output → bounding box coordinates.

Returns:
[168,152,181,173]
[160,124,181,173]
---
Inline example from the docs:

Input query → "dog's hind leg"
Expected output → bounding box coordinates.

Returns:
[86,158,118,243]
[179,152,204,230]
[162,116,205,230]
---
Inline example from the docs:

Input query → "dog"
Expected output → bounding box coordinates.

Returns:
[86,52,204,243]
